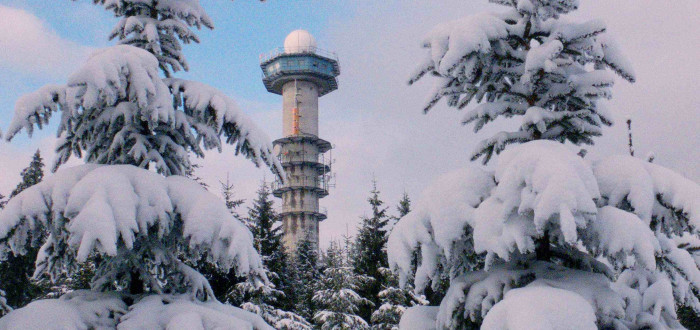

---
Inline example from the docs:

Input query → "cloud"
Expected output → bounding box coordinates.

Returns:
[0,5,93,78]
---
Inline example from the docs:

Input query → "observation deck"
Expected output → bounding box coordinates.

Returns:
[260,46,340,96]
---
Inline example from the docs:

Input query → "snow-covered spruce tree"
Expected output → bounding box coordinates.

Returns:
[291,239,321,321]
[2,44,281,287]
[0,150,48,309]
[0,6,280,330]
[409,0,635,164]
[389,141,700,329]
[228,182,310,329]
[370,267,427,330]
[314,241,373,330]
[353,180,391,322]
[391,2,699,327]
[221,174,246,218]
[10,150,44,198]
[232,268,311,330]
[246,182,284,271]
[245,181,293,309]
[396,192,412,220]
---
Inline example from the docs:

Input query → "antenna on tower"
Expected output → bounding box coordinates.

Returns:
[626,117,635,157]
[292,79,301,135]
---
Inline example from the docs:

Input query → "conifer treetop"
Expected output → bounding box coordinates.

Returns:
[410,0,635,163]
[90,0,214,76]
[83,0,266,76]
[10,150,44,198]
[314,241,372,330]
[396,192,411,219]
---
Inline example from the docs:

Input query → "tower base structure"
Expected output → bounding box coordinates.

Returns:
[272,134,332,251]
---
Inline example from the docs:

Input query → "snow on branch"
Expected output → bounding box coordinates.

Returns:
[418,14,509,76]
[551,19,607,42]
[4,45,282,179]
[5,85,66,140]
[0,164,266,297]
[594,155,700,232]
[97,0,215,75]
[588,206,658,270]
[437,262,624,328]
[482,286,597,329]
[599,34,636,83]
[4,43,166,142]
[0,291,273,330]
[473,141,599,261]
[118,294,273,330]
[613,270,682,329]
[166,78,284,179]
[387,166,494,288]
[491,0,580,19]
[0,290,126,329]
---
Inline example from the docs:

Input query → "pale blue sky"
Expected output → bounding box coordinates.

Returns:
[1,0,698,245]
[0,1,340,119]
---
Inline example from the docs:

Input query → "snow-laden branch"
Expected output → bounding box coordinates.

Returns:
[474,141,600,259]
[167,78,285,179]
[0,290,274,330]
[594,154,700,315]
[0,290,126,329]
[387,165,494,288]
[594,155,700,232]
[4,45,282,179]
[119,294,273,330]
[435,262,624,328]
[0,164,266,296]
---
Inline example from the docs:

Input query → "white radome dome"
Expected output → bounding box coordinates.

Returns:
[284,30,317,54]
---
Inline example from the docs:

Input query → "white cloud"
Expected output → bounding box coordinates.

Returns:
[0,5,93,78]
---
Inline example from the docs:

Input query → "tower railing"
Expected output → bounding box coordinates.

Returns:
[271,175,331,192]
[277,152,332,169]
[260,46,339,64]
[278,205,328,216]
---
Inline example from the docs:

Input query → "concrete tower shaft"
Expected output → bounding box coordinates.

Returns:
[260,30,339,253]
[282,80,319,137]
[275,79,328,251]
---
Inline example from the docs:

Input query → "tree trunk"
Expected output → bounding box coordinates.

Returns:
[129,271,144,295]
[535,230,551,261]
